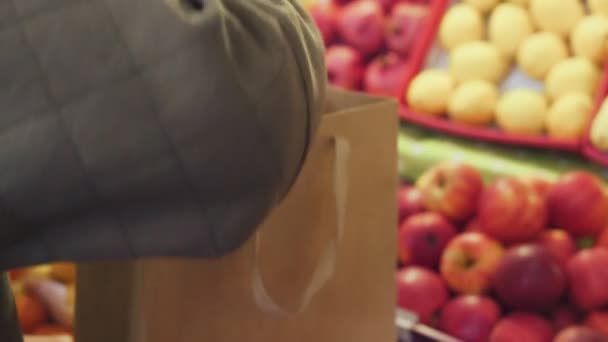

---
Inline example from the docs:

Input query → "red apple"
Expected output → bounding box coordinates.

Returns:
[439,295,501,342]
[548,172,608,237]
[363,53,410,98]
[416,161,484,222]
[325,45,364,90]
[398,185,426,224]
[554,326,608,342]
[522,176,553,199]
[307,1,338,46]
[464,218,483,233]
[567,248,608,311]
[586,311,608,336]
[440,232,505,294]
[398,212,457,268]
[396,267,449,325]
[385,3,429,57]
[494,244,566,311]
[596,228,608,249]
[333,0,353,5]
[553,306,580,331]
[374,0,398,12]
[478,177,548,244]
[536,229,576,265]
[490,313,554,342]
[337,0,385,55]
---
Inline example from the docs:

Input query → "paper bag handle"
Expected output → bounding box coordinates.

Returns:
[251,136,351,316]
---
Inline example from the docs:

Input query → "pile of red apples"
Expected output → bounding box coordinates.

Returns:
[397,162,608,342]
[306,0,429,97]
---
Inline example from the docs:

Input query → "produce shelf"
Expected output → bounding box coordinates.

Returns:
[399,0,590,153]
[401,104,580,151]
[582,58,608,167]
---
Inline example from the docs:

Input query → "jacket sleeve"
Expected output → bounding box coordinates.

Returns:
[174,0,327,196]
[0,0,326,269]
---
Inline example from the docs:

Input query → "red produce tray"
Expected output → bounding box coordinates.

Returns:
[582,60,608,167]
[399,0,580,152]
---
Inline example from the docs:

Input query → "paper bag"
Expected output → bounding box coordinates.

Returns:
[75,88,399,342]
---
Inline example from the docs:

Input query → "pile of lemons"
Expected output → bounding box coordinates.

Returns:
[407,0,607,140]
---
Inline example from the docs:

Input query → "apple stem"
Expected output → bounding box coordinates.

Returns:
[436,172,447,188]
[577,237,595,250]
[463,255,475,269]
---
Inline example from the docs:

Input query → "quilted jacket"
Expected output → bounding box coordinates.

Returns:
[0,0,326,339]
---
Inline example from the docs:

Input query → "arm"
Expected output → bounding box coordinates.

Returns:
[2,0,325,337]
[0,0,325,267]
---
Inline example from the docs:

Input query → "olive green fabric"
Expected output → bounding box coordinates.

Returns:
[0,274,21,342]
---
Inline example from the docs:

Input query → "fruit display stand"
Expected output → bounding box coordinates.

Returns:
[310,0,608,166]
[396,147,608,341]
[584,64,608,167]
[395,117,608,342]
[401,0,605,151]
[307,0,432,97]
[305,0,608,340]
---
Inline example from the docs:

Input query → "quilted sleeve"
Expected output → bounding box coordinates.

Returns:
[0,0,327,268]
[167,0,327,195]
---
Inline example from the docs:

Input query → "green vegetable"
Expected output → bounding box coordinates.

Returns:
[398,124,608,182]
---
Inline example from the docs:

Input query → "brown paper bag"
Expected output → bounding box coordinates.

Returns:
[75,88,399,342]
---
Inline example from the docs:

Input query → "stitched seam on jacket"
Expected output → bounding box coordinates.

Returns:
[220,0,316,202]
[271,0,316,200]
[14,7,134,260]
[102,1,222,255]
[215,0,286,191]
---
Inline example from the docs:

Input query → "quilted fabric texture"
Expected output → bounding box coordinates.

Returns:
[0,0,326,269]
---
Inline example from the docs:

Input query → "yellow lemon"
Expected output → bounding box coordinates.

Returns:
[529,0,584,37]
[448,80,498,126]
[591,98,608,151]
[496,89,547,135]
[489,3,534,58]
[589,0,608,17]
[506,0,529,6]
[439,4,484,50]
[407,70,454,115]
[463,0,500,13]
[517,32,568,80]
[571,15,608,65]
[546,93,594,139]
[450,41,508,83]
[545,57,601,101]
